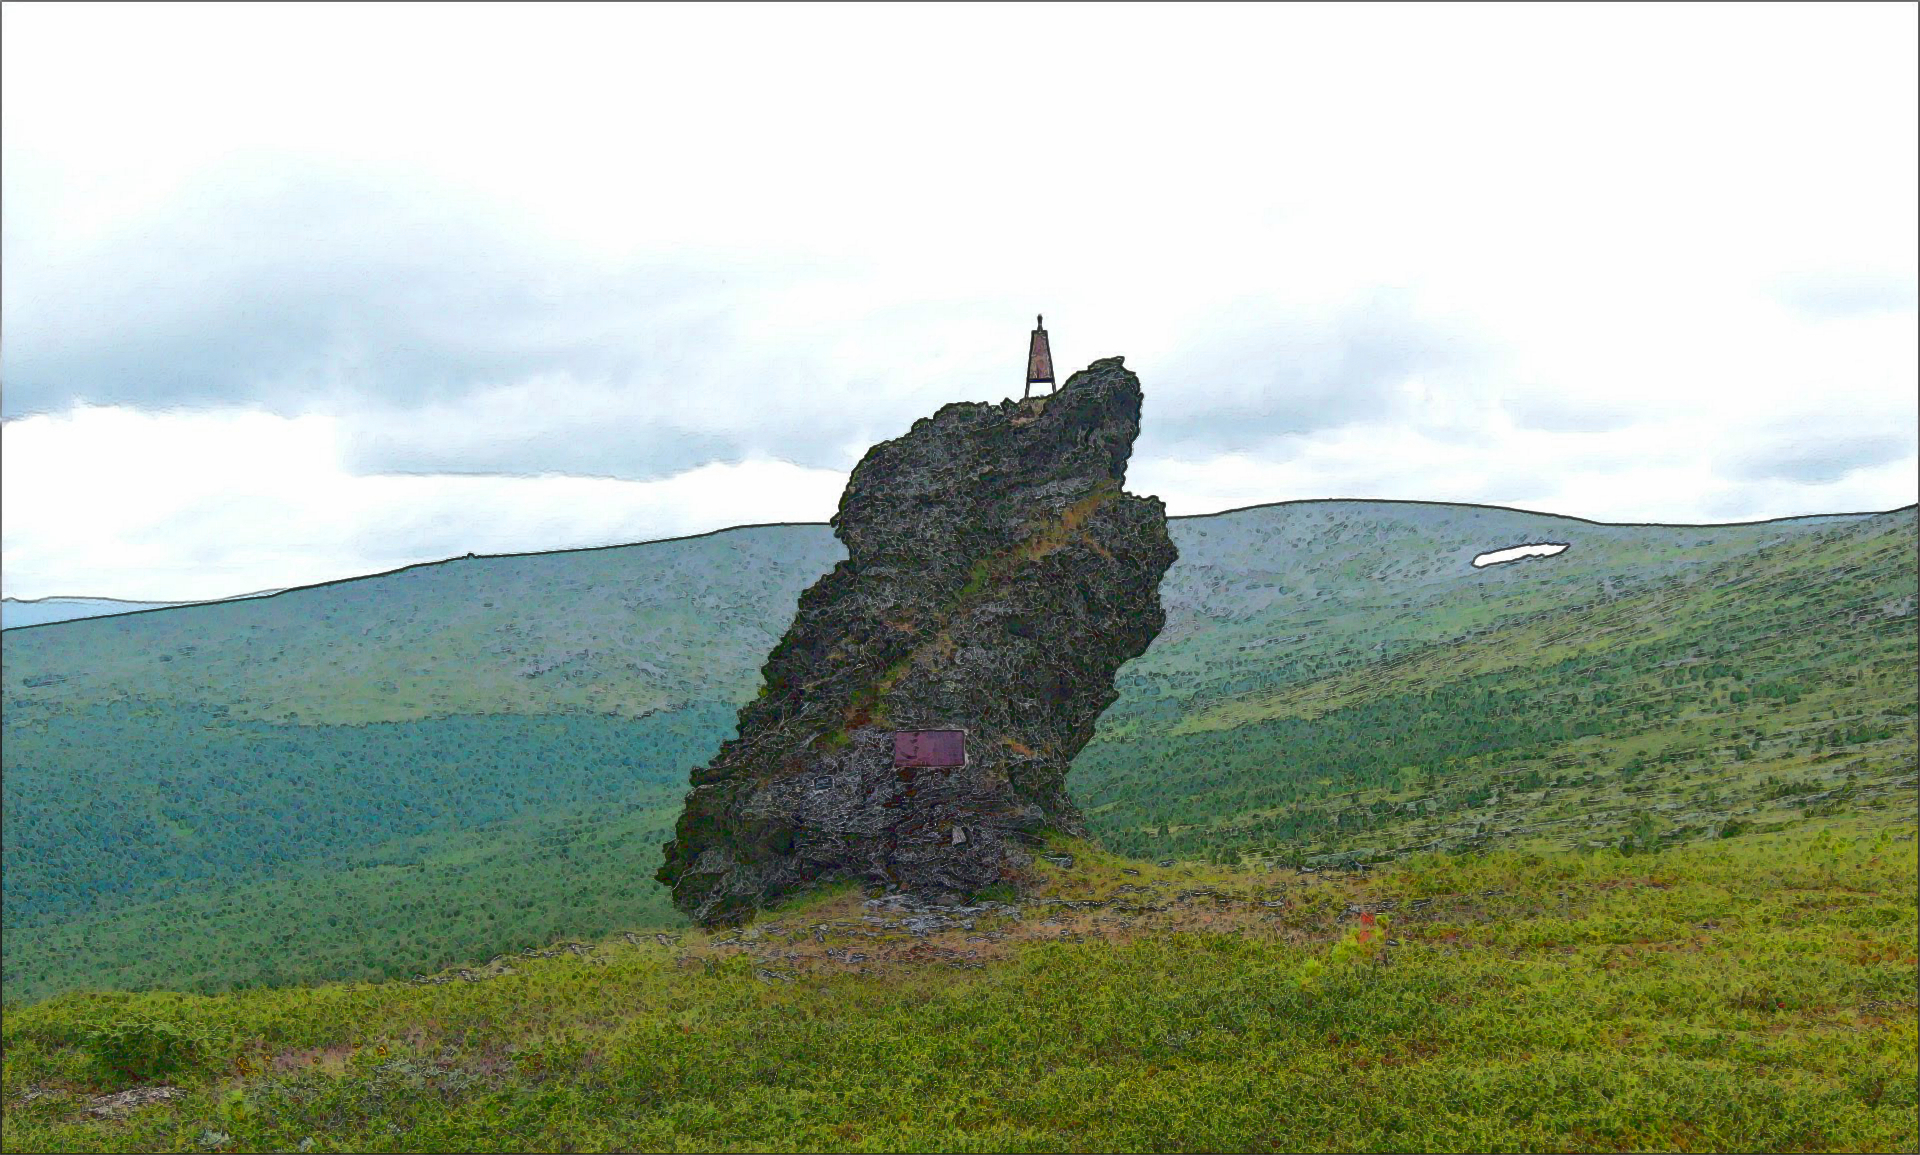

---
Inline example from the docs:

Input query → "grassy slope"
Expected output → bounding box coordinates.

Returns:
[3,824,1914,1153]
[1077,505,1919,864]
[3,502,1913,1007]
[0,523,844,725]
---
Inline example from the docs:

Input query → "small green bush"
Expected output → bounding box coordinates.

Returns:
[82,1014,213,1084]
[972,881,1020,904]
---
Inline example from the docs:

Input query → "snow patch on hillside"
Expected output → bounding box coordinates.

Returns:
[1472,542,1570,568]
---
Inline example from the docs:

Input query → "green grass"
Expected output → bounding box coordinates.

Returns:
[4,824,1914,1152]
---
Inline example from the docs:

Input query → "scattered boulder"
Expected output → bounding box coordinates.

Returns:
[87,1084,185,1118]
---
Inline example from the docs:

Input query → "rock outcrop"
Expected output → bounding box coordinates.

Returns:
[657,357,1177,924]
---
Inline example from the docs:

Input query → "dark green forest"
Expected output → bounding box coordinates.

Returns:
[3,704,734,930]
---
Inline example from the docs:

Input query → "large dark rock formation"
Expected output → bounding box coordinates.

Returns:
[657,357,1177,924]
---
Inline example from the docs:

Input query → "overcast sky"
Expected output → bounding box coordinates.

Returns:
[4,3,1915,601]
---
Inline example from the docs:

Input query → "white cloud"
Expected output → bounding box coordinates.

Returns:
[1,3,1914,596]
[1,407,847,600]
[1130,413,1918,529]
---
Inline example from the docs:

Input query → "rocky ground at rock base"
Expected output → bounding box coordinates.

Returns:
[404,853,1508,987]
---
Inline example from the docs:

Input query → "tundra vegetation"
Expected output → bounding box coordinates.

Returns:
[2,826,1914,1152]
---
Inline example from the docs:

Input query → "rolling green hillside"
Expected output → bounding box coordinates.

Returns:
[1079,505,1918,865]
[3,501,1913,1005]
[1,523,844,725]
[5,828,1915,1153]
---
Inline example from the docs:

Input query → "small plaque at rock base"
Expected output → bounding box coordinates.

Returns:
[893,729,967,768]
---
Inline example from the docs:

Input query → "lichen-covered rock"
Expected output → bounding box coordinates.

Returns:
[657,357,1177,925]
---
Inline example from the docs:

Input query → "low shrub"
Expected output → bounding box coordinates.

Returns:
[82,1014,214,1084]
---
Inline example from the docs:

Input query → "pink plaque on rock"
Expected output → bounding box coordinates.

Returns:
[893,729,967,768]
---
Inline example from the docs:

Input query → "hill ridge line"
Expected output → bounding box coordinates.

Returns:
[4,499,1909,633]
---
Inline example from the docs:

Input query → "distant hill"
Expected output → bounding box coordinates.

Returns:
[3,598,187,630]
[1080,502,1916,865]
[2,500,1913,1004]
[1,526,841,723]
[0,505,1886,722]
[2,590,283,630]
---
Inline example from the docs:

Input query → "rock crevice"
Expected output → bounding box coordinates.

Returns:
[658,357,1177,924]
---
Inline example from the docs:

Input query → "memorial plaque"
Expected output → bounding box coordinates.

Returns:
[893,729,967,769]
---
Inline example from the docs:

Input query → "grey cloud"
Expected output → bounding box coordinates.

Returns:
[338,413,874,481]
[5,162,748,427]
[341,420,749,482]
[2,164,740,418]
[1722,433,1911,485]
[0,158,1523,485]
[1,161,1006,480]
[332,345,922,481]
[1138,290,1487,457]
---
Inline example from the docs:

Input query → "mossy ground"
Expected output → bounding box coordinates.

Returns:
[5,820,1914,1153]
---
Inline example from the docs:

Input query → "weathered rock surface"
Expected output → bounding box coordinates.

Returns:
[657,357,1177,924]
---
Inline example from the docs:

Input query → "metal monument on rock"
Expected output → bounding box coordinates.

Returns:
[1023,314,1054,399]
